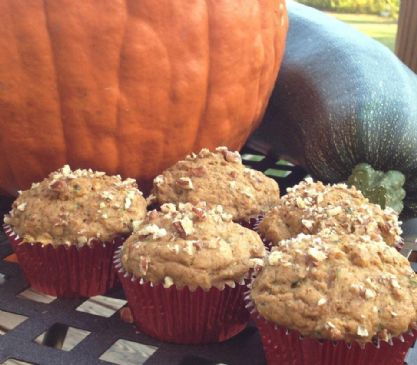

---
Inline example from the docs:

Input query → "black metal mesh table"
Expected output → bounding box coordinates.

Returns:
[0,147,416,365]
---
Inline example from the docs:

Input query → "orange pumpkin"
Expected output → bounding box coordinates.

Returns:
[0,0,288,195]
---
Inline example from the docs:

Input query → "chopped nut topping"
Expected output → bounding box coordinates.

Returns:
[357,326,369,337]
[161,203,176,213]
[188,166,206,177]
[77,236,88,245]
[229,171,238,179]
[17,202,27,212]
[163,276,174,288]
[296,197,306,208]
[139,256,150,275]
[364,288,376,299]
[215,146,228,153]
[124,197,132,209]
[154,175,164,186]
[390,278,401,289]
[147,210,159,221]
[326,321,336,329]
[132,220,142,231]
[249,258,265,270]
[101,191,114,201]
[99,202,106,209]
[176,177,194,190]
[49,179,67,191]
[242,188,254,199]
[302,219,314,230]
[223,150,242,163]
[318,297,327,306]
[307,247,327,262]
[146,194,156,205]
[316,193,324,204]
[268,251,285,265]
[192,207,206,220]
[184,241,195,255]
[221,212,233,222]
[172,217,194,238]
[138,224,167,239]
[190,240,203,250]
[198,148,211,158]
[185,152,197,160]
[327,206,343,216]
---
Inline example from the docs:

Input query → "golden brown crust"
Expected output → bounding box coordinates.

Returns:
[150,147,280,221]
[120,202,266,290]
[251,230,417,343]
[4,165,147,245]
[258,179,402,247]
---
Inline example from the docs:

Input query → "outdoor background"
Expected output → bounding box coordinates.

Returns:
[296,0,399,50]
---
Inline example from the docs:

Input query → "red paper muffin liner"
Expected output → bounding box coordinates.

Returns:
[3,224,125,298]
[114,247,250,344]
[244,292,416,365]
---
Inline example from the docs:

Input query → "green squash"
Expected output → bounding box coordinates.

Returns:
[249,2,417,216]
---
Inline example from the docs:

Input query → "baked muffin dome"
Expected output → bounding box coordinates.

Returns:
[149,147,280,221]
[120,202,266,290]
[4,165,147,245]
[258,178,402,247]
[250,230,417,343]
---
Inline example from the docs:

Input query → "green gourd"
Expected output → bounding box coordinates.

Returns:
[250,1,417,216]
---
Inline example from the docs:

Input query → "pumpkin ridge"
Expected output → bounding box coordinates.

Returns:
[43,0,68,169]
[115,0,129,171]
[193,0,211,151]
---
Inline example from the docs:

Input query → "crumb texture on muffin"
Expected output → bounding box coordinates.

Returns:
[251,230,417,343]
[258,178,402,247]
[150,147,280,221]
[120,202,266,290]
[4,165,147,245]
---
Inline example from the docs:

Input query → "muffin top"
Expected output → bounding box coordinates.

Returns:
[149,147,280,221]
[258,178,402,247]
[251,230,417,343]
[4,165,147,246]
[120,202,266,290]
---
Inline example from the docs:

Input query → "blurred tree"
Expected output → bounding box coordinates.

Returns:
[297,0,399,18]
[396,0,417,72]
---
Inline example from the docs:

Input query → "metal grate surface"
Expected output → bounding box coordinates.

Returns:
[0,146,416,365]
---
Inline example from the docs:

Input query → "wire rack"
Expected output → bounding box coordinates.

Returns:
[0,146,416,365]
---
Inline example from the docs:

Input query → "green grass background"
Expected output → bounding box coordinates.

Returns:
[325,12,398,50]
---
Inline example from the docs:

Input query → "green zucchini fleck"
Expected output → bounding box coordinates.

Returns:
[409,278,417,286]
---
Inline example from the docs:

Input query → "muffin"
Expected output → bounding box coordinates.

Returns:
[3,165,147,297]
[115,201,266,344]
[149,146,280,225]
[258,178,402,248]
[248,230,417,365]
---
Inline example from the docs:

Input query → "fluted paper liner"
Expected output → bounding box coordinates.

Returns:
[238,214,263,232]
[114,247,250,344]
[244,290,416,365]
[252,216,273,251]
[4,224,124,298]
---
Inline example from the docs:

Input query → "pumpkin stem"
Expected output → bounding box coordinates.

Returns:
[347,163,406,214]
